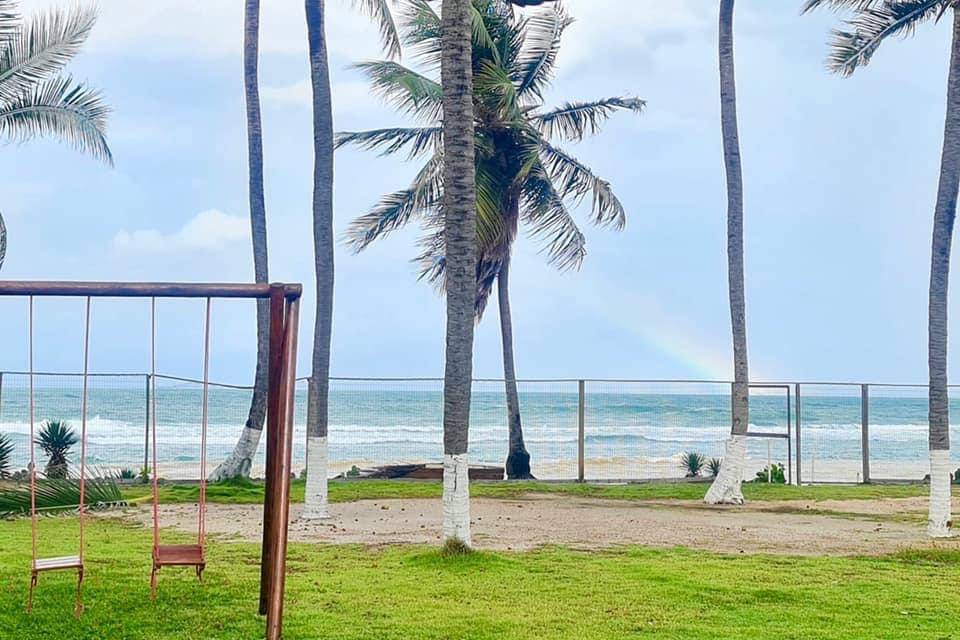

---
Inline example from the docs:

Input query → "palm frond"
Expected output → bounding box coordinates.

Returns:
[335,126,441,159]
[535,96,645,142]
[802,0,899,13]
[353,60,442,122]
[0,431,12,478]
[399,0,441,67]
[514,3,572,100]
[344,152,443,251]
[818,0,944,75]
[474,162,510,247]
[412,224,507,318]
[522,166,586,270]
[0,474,125,518]
[413,226,510,322]
[0,0,19,53]
[353,0,402,59]
[475,59,520,118]
[541,142,626,229]
[470,1,500,64]
[0,74,112,165]
[0,4,96,103]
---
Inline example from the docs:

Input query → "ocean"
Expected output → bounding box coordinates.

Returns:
[2,376,958,482]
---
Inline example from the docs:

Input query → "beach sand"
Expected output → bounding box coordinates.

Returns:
[149,455,934,484]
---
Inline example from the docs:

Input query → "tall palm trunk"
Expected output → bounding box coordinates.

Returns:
[302,0,336,520]
[927,8,960,539]
[441,0,477,546]
[705,0,748,505]
[499,252,532,480]
[210,0,270,482]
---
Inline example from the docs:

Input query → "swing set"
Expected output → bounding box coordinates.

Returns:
[5,281,302,640]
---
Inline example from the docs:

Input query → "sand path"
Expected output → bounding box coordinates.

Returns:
[117,493,960,556]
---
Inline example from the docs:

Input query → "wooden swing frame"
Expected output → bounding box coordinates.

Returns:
[1,281,301,640]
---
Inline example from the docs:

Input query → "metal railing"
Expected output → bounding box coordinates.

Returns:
[1,372,955,484]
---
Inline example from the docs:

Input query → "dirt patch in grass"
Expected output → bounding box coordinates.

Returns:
[116,493,960,556]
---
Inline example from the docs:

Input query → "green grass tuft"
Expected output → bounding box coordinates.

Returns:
[440,537,473,557]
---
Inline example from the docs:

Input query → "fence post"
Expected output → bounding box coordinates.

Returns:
[795,383,802,485]
[577,380,585,483]
[144,374,151,474]
[786,386,792,485]
[861,383,870,484]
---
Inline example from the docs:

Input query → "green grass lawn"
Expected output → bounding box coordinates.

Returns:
[1,515,957,639]
[120,477,938,506]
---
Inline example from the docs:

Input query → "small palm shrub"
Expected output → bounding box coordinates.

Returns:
[753,463,786,484]
[707,457,722,478]
[35,420,79,479]
[0,433,13,479]
[118,468,136,480]
[681,452,706,478]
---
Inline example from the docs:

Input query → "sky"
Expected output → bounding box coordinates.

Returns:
[0,0,954,385]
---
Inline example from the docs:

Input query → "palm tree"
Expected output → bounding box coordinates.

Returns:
[803,0,959,537]
[210,0,271,482]
[705,0,749,506]
[340,0,641,480]
[302,0,336,520]
[300,0,401,519]
[439,0,478,545]
[36,420,78,479]
[0,0,112,271]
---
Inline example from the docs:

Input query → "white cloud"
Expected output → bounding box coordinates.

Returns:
[20,0,712,66]
[20,0,383,59]
[262,78,312,107]
[262,78,390,119]
[544,0,711,72]
[113,209,249,254]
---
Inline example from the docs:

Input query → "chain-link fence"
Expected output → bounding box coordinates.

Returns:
[0,372,953,484]
[796,383,863,483]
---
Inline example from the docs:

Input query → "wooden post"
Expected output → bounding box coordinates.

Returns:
[259,285,286,616]
[577,380,585,482]
[265,296,300,640]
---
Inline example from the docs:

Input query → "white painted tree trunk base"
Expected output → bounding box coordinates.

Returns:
[442,453,471,546]
[704,435,747,505]
[208,425,261,482]
[928,449,953,538]
[302,436,330,520]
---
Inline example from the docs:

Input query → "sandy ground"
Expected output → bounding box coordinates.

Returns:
[118,493,960,557]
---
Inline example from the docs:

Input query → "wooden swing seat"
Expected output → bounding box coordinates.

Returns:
[154,544,205,567]
[28,556,84,617]
[33,556,83,573]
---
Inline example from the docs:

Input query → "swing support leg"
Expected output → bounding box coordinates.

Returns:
[150,564,158,600]
[74,567,84,618]
[27,572,37,613]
